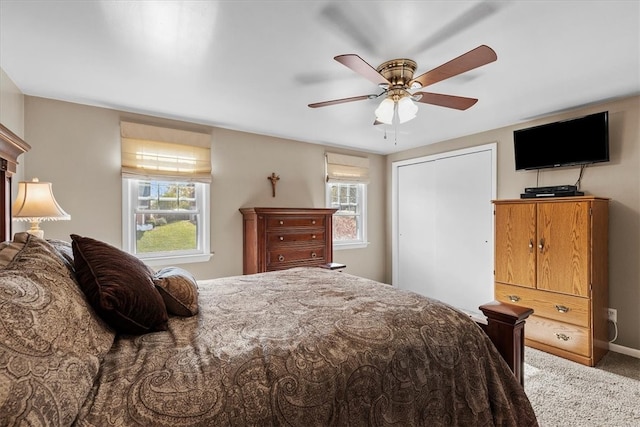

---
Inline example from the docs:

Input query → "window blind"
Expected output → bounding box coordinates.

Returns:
[121,121,212,183]
[325,152,370,183]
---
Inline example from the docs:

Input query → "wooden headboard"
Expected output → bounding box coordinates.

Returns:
[0,123,31,242]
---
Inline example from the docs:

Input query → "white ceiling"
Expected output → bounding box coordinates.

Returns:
[1,1,638,155]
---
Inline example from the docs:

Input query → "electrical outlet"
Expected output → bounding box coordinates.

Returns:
[607,308,617,323]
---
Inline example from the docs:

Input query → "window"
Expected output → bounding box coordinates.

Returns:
[327,182,367,249]
[325,153,369,250]
[121,121,212,265]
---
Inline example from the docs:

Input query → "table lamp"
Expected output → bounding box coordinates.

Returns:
[12,178,70,238]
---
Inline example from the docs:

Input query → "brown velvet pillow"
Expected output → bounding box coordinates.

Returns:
[71,234,168,335]
[154,266,199,316]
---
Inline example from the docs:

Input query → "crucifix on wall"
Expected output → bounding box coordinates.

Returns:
[267,172,280,197]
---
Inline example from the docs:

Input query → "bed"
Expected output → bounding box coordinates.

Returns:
[0,124,537,426]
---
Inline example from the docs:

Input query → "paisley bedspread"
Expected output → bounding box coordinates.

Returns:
[74,267,537,426]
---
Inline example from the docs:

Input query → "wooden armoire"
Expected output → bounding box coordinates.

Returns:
[493,196,609,366]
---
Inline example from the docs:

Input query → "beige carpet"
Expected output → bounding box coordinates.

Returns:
[524,348,640,426]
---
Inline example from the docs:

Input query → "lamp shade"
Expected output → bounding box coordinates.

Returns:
[12,178,70,238]
[374,98,395,125]
[397,97,418,123]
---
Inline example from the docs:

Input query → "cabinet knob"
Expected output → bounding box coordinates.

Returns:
[528,239,534,253]
[508,295,521,302]
[555,305,569,313]
[279,220,284,225]
[279,236,284,241]
[311,220,316,225]
[311,234,316,239]
[311,252,317,258]
[278,255,285,262]
[555,333,570,341]
[538,238,545,253]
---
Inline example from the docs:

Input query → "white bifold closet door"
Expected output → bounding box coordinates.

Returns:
[394,145,495,315]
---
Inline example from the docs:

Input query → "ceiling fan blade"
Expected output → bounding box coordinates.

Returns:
[334,54,390,86]
[308,94,373,108]
[413,92,478,110]
[410,45,497,89]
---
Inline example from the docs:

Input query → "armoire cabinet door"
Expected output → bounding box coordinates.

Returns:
[536,201,590,297]
[494,203,537,288]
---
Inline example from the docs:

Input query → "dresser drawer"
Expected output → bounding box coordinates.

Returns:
[495,283,590,327]
[267,247,325,267]
[525,315,591,357]
[267,231,325,245]
[266,216,325,229]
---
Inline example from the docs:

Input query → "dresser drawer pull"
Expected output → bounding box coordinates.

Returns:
[311,252,317,258]
[508,295,521,302]
[279,220,284,225]
[555,333,570,341]
[311,220,316,225]
[311,234,316,239]
[279,236,284,241]
[278,255,285,262]
[555,305,569,313]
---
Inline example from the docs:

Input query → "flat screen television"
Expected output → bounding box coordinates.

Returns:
[513,111,609,170]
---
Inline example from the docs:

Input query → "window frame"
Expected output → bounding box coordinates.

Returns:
[326,181,368,250]
[122,178,211,266]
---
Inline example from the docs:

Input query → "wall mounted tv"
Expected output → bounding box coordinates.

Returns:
[513,111,609,170]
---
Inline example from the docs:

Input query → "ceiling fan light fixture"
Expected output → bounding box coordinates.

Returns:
[374,98,395,125]
[397,96,418,123]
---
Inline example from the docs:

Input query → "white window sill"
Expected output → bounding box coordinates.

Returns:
[333,242,369,251]
[137,252,213,267]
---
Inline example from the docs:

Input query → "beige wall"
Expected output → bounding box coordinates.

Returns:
[0,68,24,138]
[22,96,387,282]
[387,95,640,352]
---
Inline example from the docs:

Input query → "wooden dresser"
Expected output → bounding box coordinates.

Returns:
[240,207,337,274]
[493,197,609,366]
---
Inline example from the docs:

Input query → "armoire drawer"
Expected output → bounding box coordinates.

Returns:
[525,315,591,357]
[266,231,325,245]
[495,283,590,327]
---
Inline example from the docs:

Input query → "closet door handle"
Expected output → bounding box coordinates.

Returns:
[528,239,534,253]
[538,238,545,253]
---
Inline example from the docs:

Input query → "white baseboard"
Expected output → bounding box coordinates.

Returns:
[609,342,640,359]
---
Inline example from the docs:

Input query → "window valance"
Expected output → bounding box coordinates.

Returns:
[325,152,370,183]
[121,121,212,183]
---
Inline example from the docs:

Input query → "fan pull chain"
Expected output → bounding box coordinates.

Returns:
[394,120,399,145]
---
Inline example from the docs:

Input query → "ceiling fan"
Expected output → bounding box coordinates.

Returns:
[308,45,497,125]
